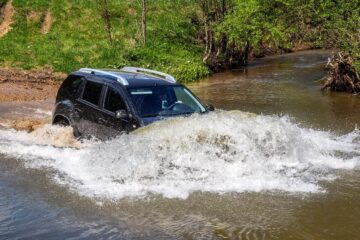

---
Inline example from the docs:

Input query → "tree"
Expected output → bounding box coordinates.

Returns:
[197,0,232,67]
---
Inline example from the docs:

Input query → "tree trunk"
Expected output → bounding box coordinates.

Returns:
[203,29,212,63]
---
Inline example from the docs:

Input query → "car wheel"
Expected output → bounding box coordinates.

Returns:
[54,118,81,138]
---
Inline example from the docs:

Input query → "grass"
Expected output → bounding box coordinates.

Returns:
[0,0,210,82]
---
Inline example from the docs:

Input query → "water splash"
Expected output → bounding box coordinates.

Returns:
[0,111,359,199]
[0,124,81,148]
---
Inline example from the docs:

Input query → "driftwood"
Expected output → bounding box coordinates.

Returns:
[322,53,360,93]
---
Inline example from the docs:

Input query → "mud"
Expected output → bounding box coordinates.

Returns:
[0,68,63,131]
[0,67,63,102]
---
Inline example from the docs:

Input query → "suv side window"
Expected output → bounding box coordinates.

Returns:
[82,81,103,106]
[104,88,126,112]
[58,75,83,99]
[67,76,83,96]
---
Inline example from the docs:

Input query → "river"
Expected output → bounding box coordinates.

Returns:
[1,50,360,239]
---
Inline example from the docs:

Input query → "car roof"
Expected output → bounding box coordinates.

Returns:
[71,67,180,87]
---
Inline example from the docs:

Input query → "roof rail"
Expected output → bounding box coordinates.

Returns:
[121,67,176,83]
[78,68,129,86]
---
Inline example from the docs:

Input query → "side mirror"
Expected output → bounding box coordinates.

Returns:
[115,109,128,119]
[206,104,215,111]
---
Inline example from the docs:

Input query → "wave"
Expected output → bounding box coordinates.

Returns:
[0,111,359,199]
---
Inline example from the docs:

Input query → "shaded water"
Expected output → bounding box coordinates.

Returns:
[1,50,360,239]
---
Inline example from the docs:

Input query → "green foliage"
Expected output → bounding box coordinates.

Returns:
[217,0,288,51]
[285,0,359,70]
[214,0,359,69]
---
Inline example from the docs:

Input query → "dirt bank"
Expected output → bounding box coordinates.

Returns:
[0,67,63,102]
[0,68,64,131]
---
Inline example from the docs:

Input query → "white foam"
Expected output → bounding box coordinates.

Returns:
[0,111,359,199]
[0,124,82,148]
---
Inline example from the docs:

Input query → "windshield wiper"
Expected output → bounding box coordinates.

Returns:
[173,112,195,116]
[142,111,196,118]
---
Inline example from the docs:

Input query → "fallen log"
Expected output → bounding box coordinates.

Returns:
[322,53,360,94]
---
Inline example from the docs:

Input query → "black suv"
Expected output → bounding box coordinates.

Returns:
[52,67,213,138]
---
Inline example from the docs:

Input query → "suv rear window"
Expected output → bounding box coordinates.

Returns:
[82,81,103,106]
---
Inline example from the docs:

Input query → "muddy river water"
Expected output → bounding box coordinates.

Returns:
[1,50,360,239]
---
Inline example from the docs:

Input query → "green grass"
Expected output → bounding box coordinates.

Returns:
[0,0,209,82]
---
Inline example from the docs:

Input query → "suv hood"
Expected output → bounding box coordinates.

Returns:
[142,116,170,126]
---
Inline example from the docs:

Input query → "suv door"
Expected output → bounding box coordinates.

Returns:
[75,78,105,137]
[98,86,132,137]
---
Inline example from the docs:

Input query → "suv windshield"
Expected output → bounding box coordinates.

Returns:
[128,86,206,117]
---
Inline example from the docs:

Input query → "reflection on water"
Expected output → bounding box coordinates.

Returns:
[189,50,360,133]
[1,50,360,239]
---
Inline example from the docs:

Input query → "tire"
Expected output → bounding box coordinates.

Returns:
[53,117,81,138]
[54,118,69,127]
